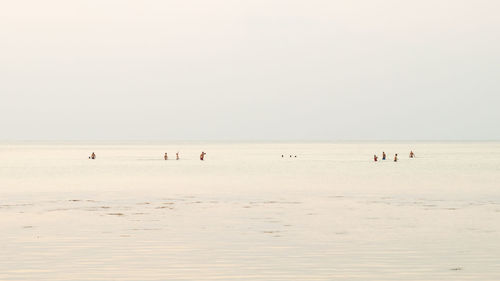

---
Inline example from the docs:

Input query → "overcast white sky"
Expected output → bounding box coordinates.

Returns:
[1,0,499,140]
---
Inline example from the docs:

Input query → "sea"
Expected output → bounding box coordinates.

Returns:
[1,142,499,280]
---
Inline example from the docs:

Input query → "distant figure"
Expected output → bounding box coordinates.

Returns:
[282,155,284,158]
[90,152,96,160]
[176,152,179,160]
[410,151,415,158]
[374,155,378,162]
[394,154,398,162]
[294,155,297,158]
[200,151,206,161]
[164,153,168,160]
[289,155,292,158]
[382,152,386,160]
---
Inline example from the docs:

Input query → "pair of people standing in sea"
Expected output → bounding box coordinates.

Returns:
[392,151,415,161]
[164,152,180,160]
[374,152,387,162]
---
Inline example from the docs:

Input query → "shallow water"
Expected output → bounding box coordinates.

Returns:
[1,142,500,280]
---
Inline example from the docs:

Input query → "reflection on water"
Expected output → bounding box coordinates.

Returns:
[1,142,500,280]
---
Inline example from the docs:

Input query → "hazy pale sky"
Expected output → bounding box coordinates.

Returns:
[1,0,499,140]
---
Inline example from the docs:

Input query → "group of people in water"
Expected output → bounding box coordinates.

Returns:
[89,151,207,161]
[164,152,205,160]
[373,151,415,162]
[90,151,415,162]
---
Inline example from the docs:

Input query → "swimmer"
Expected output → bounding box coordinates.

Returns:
[374,155,378,162]
[176,152,179,160]
[200,151,206,161]
[164,153,168,160]
[91,152,96,160]
[394,153,398,162]
[382,152,386,160]
[410,151,415,158]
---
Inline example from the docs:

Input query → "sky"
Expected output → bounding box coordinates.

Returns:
[1,0,499,141]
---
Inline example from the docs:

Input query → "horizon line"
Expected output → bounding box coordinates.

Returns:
[1,139,499,143]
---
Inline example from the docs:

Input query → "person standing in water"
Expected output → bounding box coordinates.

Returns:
[164,153,168,160]
[410,151,415,158]
[374,155,378,162]
[90,152,96,159]
[200,151,206,161]
[394,154,398,162]
[382,152,386,160]
[176,152,179,160]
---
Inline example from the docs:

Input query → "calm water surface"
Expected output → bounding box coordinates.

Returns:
[1,142,500,280]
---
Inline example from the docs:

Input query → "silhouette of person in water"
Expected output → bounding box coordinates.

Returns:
[394,154,398,162]
[374,155,378,162]
[200,152,206,161]
[90,152,96,160]
[176,152,179,160]
[410,151,415,158]
[164,153,168,160]
[382,152,386,160]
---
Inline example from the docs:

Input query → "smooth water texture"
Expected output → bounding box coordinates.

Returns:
[1,142,500,280]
